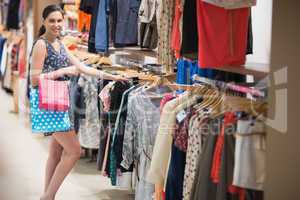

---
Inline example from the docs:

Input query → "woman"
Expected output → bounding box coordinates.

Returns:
[30,4,126,200]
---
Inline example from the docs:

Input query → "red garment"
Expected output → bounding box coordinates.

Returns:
[174,109,195,152]
[196,1,249,67]
[228,185,246,200]
[211,112,236,183]
[18,40,26,78]
[171,0,183,59]
[162,191,166,200]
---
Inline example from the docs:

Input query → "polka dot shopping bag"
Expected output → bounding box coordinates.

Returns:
[29,88,71,133]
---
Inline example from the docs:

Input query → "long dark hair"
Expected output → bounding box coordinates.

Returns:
[38,4,64,37]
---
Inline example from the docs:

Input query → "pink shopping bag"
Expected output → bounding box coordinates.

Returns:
[38,78,70,112]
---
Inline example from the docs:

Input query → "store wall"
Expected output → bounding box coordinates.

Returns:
[266,0,300,199]
[32,0,61,38]
[246,0,273,67]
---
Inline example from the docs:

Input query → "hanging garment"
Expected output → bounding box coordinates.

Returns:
[173,109,195,152]
[99,81,115,112]
[2,42,13,91]
[190,118,219,200]
[18,0,25,23]
[113,0,140,46]
[165,110,195,200]
[0,39,8,77]
[138,0,157,23]
[112,85,138,172]
[18,38,26,78]
[69,75,85,133]
[10,41,21,72]
[157,0,175,72]
[246,11,253,54]
[96,80,111,171]
[77,0,92,32]
[183,114,210,200]
[0,0,9,26]
[180,0,198,57]
[95,0,109,52]
[106,81,131,185]
[122,86,171,200]
[77,75,101,149]
[202,0,256,9]
[138,0,159,49]
[147,92,200,187]
[6,0,21,30]
[176,59,215,86]
[171,0,183,58]
[138,16,158,49]
[196,1,250,67]
[0,37,7,76]
[87,0,100,53]
[79,0,94,14]
[165,143,186,200]
[78,11,91,32]
[233,119,266,191]
[191,115,244,200]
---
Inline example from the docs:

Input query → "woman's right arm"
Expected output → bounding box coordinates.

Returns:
[30,40,66,87]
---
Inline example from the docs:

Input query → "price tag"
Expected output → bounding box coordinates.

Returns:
[176,110,187,123]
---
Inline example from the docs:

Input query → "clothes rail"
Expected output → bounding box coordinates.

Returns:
[192,75,265,97]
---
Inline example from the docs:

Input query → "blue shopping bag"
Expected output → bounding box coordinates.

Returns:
[29,88,71,133]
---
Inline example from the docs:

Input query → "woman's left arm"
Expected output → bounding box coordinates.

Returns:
[64,45,127,81]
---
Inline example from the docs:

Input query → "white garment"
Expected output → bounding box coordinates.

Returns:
[18,77,31,128]
[147,92,200,187]
[116,172,133,189]
[233,119,266,190]
[0,41,8,76]
[3,42,13,90]
[139,0,157,23]
[78,76,101,149]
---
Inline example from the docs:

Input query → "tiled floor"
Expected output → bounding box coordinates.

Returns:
[0,89,134,200]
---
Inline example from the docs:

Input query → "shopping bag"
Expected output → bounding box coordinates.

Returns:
[38,78,70,112]
[29,88,71,133]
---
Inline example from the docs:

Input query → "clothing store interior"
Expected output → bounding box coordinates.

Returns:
[0,0,299,200]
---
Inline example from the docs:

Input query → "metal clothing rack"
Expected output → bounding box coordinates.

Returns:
[192,74,265,98]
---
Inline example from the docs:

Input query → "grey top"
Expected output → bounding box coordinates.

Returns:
[78,75,101,149]
[121,86,172,171]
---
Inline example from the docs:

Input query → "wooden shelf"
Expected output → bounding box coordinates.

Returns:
[109,47,157,58]
[211,62,269,80]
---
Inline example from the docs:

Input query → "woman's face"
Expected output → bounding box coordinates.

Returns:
[43,11,64,37]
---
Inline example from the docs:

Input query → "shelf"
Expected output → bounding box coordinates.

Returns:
[109,47,157,58]
[211,63,269,80]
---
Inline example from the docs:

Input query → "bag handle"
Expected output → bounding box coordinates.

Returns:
[26,38,45,98]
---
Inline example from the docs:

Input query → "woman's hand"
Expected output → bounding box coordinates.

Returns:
[39,67,78,80]
[39,68,66,80]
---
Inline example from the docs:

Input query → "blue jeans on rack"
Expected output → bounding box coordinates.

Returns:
[95,0,109,52]
[176,59,215,85]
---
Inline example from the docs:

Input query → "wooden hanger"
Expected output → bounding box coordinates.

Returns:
[215,95,267,117]
[97,56,112,66]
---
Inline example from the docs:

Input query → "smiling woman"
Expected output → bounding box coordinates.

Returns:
[27,4,129,200]
[38,5,65,38]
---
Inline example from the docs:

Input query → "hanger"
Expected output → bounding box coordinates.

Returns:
[97,56,112,66]
[193,75,265,98]
[217,95,267,117]
[193,88,219,114]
